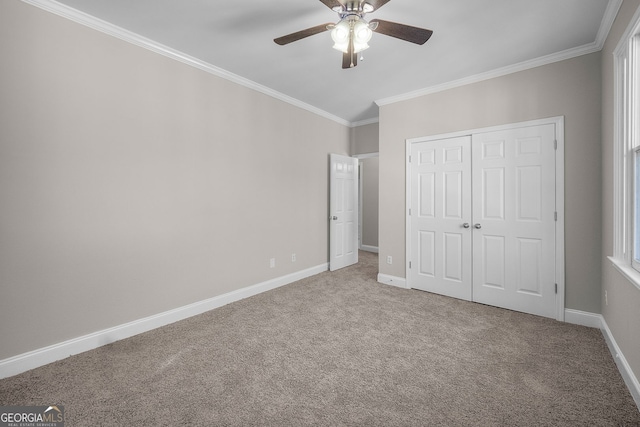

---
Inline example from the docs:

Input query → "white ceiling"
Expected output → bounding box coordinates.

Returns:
[42,0,616,125]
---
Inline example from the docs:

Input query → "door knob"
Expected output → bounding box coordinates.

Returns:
[332,216,338,220]
[474,223,482,229]
[462,223,470,228]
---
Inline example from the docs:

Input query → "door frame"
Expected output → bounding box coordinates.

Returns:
[353,152,379,253]
[405,116,565,321]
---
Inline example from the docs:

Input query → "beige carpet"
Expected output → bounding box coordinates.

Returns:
[1,251,639,426]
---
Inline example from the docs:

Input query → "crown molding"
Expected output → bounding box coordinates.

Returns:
[376,0,622,108]
[350,117,379,128]
[596,0,623,49]
[20,0,351,127]
[614,0,640,56]
[20,0,623,127]
[376,42,601,107]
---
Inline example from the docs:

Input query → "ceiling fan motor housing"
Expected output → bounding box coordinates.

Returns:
[335,1,374,17]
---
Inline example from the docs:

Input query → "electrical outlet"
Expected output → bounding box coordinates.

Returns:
[387,256,392,265]
[270,258,275,268]
[605,290,608,306]
[291,253,296,262]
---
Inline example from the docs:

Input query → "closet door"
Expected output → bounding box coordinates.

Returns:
[409,136,473,300]
[471,124,557,318]
[407,122,559,319]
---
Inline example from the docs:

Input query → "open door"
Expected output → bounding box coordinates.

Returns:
[330,154,359,271]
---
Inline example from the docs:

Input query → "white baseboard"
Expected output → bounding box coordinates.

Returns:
[377,273,408,289]
[600,317,640,409]
[360,245,379,253]
[0,263,328,379]
[564,309,640,410]
[564,308,604,329]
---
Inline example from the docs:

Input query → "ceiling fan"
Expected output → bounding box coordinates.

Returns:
[274,0,433,69]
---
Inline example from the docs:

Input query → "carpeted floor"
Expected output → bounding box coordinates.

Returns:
[1,251,639,426]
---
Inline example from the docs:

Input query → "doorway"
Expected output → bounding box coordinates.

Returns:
[356,153,379,253]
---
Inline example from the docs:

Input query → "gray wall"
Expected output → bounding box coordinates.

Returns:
[0,0,350,360]
[601,0,640,392]
[351,122,379,155]
[378,52,603,313]
[360,157,379,249]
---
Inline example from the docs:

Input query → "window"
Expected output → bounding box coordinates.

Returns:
[612,11,640,289]
[634,149,640,270]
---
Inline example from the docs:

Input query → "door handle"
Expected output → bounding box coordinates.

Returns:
[474,223,482,229]
[331,216,338,220]
[462,223,470,228]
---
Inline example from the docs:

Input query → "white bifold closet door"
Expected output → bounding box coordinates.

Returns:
[409,124,557,318]
[409,136,473,301]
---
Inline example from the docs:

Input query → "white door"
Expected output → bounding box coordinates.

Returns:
[330,154,358,271]
[409,136,473,300]
[408,123,558,318]
[471,124,557,318]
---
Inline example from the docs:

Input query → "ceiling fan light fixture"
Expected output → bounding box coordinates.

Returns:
[354,20,373,45]
[330,20,350,52]
[330,20,349,42]
[331,18,372,54]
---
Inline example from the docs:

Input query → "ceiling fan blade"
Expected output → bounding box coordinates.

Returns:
[319,0,343,11]
[370,19,433,45]
[274,23,333,45]
[364,0,391,12]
